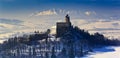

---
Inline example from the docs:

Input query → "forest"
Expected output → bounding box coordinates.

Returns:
[0,26,120,58]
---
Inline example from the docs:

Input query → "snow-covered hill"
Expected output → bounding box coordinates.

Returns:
[82,46,120,58]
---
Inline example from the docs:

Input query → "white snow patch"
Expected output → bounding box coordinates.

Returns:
[82,46,120,58]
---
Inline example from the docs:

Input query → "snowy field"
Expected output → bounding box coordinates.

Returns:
[82,46,120,58]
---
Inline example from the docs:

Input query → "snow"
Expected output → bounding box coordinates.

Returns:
[82,46,120,58]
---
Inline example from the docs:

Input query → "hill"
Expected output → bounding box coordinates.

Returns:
[0,26,120,58]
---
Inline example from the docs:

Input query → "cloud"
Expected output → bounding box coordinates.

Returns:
[0,18,25,38]
[0,18,23,25]
[85,11,96,16]
[34,10,57,16]
[75,20,120,38]
[79,20,120,31]
[112,23,119,26]
[58,9,78,15]
[50,26,56,34]
[0,24,14,29]
[85,11,91,16]
[30,9,79,17]
[0,25,5,28]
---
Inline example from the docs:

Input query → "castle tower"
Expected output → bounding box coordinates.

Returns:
[56,14,72,37]
[65,14,70,23]
[65,14,71,27]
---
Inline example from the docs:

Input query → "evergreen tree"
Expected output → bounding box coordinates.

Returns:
[29,47,32,57]
[51,47,56,58]
[61,47,67,58]
[16,47,20,56]
[68,46,75,58]
[33,46,36,56]
[68,39,75,58]
[45,52,49,58]
[80,45,83,56]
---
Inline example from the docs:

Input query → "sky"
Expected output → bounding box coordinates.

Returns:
[0,0,120,43]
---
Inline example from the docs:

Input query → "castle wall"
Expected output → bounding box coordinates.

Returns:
[56,15,71,38]
[56,22,70,37]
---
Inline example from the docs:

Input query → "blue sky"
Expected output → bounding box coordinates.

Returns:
[0,0,120,20]
[0,0,120,41]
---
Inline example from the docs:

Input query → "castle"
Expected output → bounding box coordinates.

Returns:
[56,14,72,37]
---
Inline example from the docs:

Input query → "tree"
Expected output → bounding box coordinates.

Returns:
[33,46,36,56]
[29,47,32,57]
[61,48,67,58]
[45,29,51,44]
[68,46,75,58]
[79,45,83,56]
[51,47,56,58]
[45,52,49,58]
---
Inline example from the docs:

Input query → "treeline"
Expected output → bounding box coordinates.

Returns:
[0,29,51,51]
[1,26,120,51]
[72,26,120,47]
[0,26,120,58]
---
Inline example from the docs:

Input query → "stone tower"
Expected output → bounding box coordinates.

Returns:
[56,14,72,37]
[65,14,71,26]
[65,14,70,23]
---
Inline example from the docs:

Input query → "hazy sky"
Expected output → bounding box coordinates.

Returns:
[0,0,120,41]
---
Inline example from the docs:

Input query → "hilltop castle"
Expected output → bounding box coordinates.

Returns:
[56,14,72,37]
